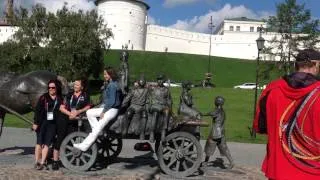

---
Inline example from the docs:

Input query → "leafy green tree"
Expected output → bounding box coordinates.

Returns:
[265,0,319,74]
[0,4,112,80]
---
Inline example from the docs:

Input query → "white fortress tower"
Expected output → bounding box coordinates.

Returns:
[95,0,150,50]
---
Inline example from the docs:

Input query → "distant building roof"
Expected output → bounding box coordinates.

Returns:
[0,18,12,26]
[95,0,150,10]
[225,17,263,22]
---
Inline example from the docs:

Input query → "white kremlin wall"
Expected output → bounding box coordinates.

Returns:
[0,0,317,61]
[145,24,269,60]
[0,24,17,44]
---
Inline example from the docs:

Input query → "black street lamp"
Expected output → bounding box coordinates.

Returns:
[203,16,215,88]
[208,16,214,73]
[252,26,265,138]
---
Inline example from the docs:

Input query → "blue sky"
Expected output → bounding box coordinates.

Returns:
[1,0,319,33]
[144,0,320,33]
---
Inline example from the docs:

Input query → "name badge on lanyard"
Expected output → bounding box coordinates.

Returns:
[70,94,82,111]
[47,112,54,120]
[47,99,57,121]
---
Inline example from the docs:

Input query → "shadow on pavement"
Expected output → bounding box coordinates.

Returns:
[0,146,34,155]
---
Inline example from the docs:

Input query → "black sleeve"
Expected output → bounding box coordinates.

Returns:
[258,93,269,134]
[64,92,73,109]
[167,89,173,108]
[83,92,91,107]
[34,95,45,125]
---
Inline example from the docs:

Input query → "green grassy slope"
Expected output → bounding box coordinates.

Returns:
[104,50,257,87]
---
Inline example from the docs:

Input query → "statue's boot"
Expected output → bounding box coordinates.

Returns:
[201,156,210,167]
[122,111,133,137]
[0,111,5,137]
[161,111,169,141]
[219,143,234,169]
[149,112,158,143]
[122,119,129,137]
[139,116,146,140]
[149,132,155,143]
[225,150,234,169]
[161,130,166,142]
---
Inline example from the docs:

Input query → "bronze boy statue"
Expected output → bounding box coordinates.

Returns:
[149,74,172,142]
[119,51,129,95]
[121,76,149,139]
[203,96,234,169]
[178,81,201,138]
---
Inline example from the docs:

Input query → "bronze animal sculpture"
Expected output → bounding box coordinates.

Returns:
[0,70,68,137]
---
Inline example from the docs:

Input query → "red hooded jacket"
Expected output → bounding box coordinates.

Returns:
[253,75,320,180]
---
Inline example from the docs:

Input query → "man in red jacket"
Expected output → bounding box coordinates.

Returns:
[253,49,320,180]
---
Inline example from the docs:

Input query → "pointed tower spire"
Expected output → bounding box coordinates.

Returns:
[5,0,14,19]
[5,0,14,24]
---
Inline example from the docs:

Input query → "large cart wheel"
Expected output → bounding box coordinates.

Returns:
[60,131,98,171]
[158,131,202,178]
[96,131,123,160]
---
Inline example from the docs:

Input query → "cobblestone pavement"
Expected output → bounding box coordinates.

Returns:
[0,164,265,180]
[0,128,266,180]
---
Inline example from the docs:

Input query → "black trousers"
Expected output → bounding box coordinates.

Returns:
[53,114,78,150]
[36,122,56,146]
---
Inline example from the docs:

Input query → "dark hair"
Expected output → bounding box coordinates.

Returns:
[104,66,118,80]
[295,49,320,70]
[74,77,88,92]
[47,79,62,96]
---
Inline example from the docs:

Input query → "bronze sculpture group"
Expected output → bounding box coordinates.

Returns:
[0,50,234,178]
[116,51,233,168]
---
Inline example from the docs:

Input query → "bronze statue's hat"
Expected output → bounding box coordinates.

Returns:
[157,74,165,80]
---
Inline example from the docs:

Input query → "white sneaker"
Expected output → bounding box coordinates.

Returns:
[73,143,88,152]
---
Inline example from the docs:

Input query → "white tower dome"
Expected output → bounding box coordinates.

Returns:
[95,0,150,50]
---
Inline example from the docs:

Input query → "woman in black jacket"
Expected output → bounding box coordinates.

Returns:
[32,79,63,170]
[52,78,91,170]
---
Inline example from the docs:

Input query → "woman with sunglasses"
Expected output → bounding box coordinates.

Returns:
[73,67,122,151]
[52,78,91,170]
[32,79,63,170]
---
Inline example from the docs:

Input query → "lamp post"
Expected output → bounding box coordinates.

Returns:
[208,16,214,73]
[252,26,265,138]
[203,16,215,88]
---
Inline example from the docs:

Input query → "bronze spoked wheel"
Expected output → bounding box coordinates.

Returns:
[60,131,98,171]
[158,132,202,178]
[96,131,123,160]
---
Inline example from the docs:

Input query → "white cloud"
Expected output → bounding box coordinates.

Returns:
[34,0,96,13]
[147,15,156,25]
[169,4,272,33]
[163,0,200,8]
[3,0,96,13]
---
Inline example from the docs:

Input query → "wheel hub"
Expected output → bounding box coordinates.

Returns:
[72,148,82,158]
[175,148,184,160]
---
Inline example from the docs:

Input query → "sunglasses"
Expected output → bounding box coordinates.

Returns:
[48,86,56,90]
